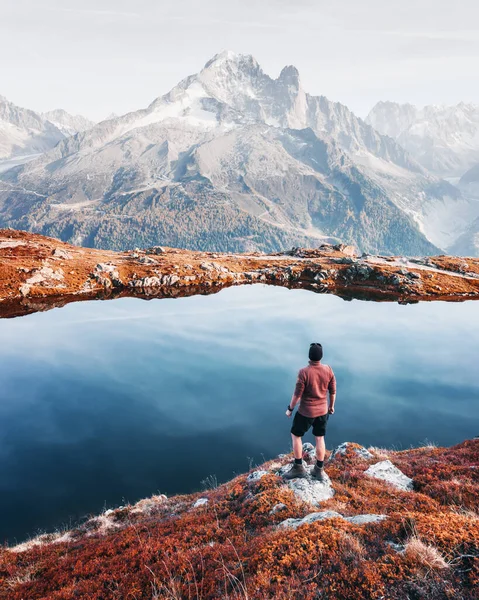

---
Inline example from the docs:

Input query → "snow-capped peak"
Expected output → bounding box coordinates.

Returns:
[43,109,95,136]
[202,50,260,71]
[366,101,479,177]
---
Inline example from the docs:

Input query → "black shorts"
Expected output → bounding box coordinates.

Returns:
[291,411,329,437]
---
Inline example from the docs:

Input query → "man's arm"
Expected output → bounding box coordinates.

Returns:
[286,370,305,417]
[328,393,336,414]
[328,368,337,414]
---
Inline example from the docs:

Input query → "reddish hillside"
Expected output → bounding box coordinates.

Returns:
[1,439,478,599]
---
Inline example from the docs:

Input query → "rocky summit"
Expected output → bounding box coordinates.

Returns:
[1,229,479,318]
[1,438,477,599]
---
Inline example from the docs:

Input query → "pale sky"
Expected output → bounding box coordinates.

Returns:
[1,0,478,121]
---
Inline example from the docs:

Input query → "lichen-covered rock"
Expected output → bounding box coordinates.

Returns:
[345,514,387,525]
[279,511,387,529]
[302,442,316,461]
[128,276,162,288]
[330,442,373,461]
[277,465,335,505]
[145,246,165,255]
[52,248,73,260]
[365,460,413,491]
[270,503,287,515]
[247,470,268,483]
[278,511,343,529]
[162,274,180,286]
[193,498,208,508]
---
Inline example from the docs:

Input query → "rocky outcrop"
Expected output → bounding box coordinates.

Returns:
[1,229,479,318]
[280,469,335,505]
[329,442,374,461]
[279,511,387,529]
[365,460,414,491]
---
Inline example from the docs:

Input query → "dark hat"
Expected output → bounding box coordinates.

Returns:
[309,343,323,362]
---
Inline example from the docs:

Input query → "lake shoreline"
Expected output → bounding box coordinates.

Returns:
[1,228,479,319]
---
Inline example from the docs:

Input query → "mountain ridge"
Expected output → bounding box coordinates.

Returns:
[0,94,94,162]
[0,52,470,255]
[366,100,479,178]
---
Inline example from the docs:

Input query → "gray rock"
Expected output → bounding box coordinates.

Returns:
[277,465,335,505]
[24,266,65,288]
[162,274,180,286]
[146,246,165,255]
[247,470,268,483]
[278,511,343,529]
[386,541,405,553]
[137,255,158,265]
[302,442,315,458]
[52,248,72,260]
[345,264,373,281]
[390,274,402,285]
[365,460,413,491]
[279,511,386,529]
[329,442,373,461]
[95,263,117,274]
[193,498,209,508]
[345,514,387,525]
[128,276,162,288]
[270,503,287,515]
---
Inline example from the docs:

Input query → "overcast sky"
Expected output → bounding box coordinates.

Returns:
[1,0,478,121]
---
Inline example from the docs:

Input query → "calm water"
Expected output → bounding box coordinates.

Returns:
[0,285,478,543]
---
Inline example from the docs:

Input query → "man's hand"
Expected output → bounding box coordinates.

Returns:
[328,406,335,415]
[286,409,293,418]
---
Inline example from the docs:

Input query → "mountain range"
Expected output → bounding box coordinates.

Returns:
[366,101,479,180]
[0,95,94,166]
[0,52,478,256]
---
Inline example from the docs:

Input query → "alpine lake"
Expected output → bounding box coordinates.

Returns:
[0,284,478,543]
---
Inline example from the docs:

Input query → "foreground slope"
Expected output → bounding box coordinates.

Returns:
[0,229,478,319]
[1,439,477,599]
[0,52,461,255]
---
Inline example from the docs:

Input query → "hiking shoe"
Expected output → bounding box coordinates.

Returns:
[283,462,307,480]
[311,465,326,482]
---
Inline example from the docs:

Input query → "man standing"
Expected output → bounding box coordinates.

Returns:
[283,343,336,481]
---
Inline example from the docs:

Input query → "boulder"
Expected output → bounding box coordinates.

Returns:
[277,464,335,505]
[145,246,165,255]
[193,498,209,508]
[52,248,73,260]
[128,276,162,288]
[329,442,373,461]
[279,511,343,529]
[365,460,413,491]
[247,470,268,483]
[345,514,387,525]
[279,511,386,530]
[137,256,158,265]
[270,503,287,515]
[162,274,180,286]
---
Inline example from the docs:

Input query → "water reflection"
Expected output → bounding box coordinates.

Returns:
[0,285,477,542]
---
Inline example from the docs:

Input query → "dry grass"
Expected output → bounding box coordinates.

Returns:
[337,531,366,565]
[404,536,450,572]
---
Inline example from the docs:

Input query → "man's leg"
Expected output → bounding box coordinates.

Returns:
[283,417,308,479]
[292,433,303,460]
[315,435,326,462]
[311,432,327,481]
